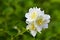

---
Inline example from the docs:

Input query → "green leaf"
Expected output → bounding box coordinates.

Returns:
[7,28,18,36]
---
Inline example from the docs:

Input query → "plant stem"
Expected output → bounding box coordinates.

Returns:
[11,36,13,40]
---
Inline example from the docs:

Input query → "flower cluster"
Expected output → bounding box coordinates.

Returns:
[25,7,50,37]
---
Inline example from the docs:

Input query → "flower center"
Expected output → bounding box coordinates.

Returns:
[29,23,35,30]
[31,12,37,19]
[36,18,43,25]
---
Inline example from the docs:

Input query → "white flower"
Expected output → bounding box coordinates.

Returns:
[26,22,42,37]
[34,14,50,29]
[25,7,44,24]
[25,7,50,37]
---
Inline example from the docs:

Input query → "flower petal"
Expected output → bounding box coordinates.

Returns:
[30,30,37,37]
[26,19,30,24]
[36,26,42,33]
[26,19,33,24]
[43,14,50,20]
[26,25,30,30]
[44,20,50,24]
[29,8,33,13]
[42,24,48,28]
[25,13,30,18]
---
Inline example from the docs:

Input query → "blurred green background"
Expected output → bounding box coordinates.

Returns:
[0,0,60,40]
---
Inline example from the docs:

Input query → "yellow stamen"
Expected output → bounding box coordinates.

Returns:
[36,18,43,25]
[29,23,35,30]
[31,12,37,19]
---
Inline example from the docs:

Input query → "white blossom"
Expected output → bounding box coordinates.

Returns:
[25,7,44,24]
[25,7,50,37]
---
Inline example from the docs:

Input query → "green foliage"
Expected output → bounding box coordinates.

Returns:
[0,0,60,40]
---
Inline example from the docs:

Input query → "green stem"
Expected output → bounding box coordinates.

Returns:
[15,29,27,37]
[11,36,13,40]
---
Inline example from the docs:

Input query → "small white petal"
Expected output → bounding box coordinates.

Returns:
[44,20,50,24]
[36,26,42,33]
[29,8,33,13]
[29,8,32,11]
[42,10,44,14]
[42,24,48,28]
[26,25,29,30]
[43,14,50,20]
[26,19,33,24]
[26,19,30,24]
[25,13,30,18]
[30,30,37,37]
